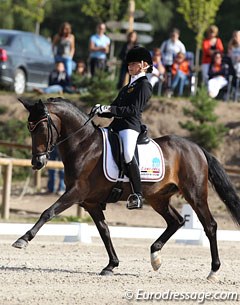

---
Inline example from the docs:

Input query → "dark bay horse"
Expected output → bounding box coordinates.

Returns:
[13,97,240,280]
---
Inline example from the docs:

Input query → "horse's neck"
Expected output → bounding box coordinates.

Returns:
[56,108,99,159]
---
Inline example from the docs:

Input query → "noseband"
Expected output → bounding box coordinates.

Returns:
[28,105,60,158]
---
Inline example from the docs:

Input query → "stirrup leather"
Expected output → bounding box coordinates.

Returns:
[127,193,143,210]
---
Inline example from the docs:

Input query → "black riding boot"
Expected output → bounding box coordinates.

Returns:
[126,157,143,209]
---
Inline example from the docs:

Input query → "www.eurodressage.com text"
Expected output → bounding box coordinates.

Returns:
[124,289,239,303]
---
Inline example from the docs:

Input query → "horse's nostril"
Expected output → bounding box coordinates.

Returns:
[36,161,43,168]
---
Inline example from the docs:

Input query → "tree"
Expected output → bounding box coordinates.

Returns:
[13,0,49,34]
[177,0,223,73]
[179,86,227,151]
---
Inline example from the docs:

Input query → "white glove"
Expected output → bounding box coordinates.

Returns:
[89,104,100,116]
[95,105,111,114]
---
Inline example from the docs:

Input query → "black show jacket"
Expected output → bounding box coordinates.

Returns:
[100,76,152,133]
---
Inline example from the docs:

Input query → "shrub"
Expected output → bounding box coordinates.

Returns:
[180,86,228,151]
[80,70,118,106]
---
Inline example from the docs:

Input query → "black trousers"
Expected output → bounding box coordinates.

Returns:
[90,58,107,77]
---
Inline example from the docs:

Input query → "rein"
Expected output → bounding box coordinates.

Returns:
[28,105,95,156]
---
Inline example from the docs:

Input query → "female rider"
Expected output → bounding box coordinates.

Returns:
[93,46,153,209]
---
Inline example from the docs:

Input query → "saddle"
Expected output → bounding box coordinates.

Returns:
[107,124,150,178]
[100,126,164,205]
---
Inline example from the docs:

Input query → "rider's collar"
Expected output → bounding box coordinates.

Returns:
[129,72,146,86]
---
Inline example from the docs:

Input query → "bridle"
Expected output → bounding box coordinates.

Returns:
[28,104,95,159]
[28,108,60,158]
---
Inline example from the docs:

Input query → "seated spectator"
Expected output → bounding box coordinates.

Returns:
[75,60,87,76]
[147,48,166,89]
[208,51,232,98]
[171,51,190,96]
[34,62,73,94]
[71,60,90,94]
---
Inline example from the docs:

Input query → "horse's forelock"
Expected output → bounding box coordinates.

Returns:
[28,100,47,122]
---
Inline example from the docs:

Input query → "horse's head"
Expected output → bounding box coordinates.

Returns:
[19,98,60,170]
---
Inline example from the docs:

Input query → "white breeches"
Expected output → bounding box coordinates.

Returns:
[119,129,139,163]
[208,76,228,98]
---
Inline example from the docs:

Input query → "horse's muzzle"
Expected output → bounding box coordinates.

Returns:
[32,154,48,170]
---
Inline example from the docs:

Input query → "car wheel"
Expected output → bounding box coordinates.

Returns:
[13,69,26,94]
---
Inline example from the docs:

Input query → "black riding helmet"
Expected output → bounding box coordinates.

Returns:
[126,46,153,73]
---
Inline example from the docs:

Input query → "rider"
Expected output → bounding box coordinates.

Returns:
[93,46,153,209]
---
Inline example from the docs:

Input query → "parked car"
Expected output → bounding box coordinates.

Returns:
[0,29,55,94]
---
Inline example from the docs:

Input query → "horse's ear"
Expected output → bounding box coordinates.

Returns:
[18,98,33,111]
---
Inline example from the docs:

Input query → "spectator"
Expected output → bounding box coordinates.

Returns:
[147,48,165,89]
[160,28,186,66]
[160,28,186,95]
[171,51,190,96]
[52,22,75,77]
[71,60,89,94]
[228,30,240,76]
[89,22,110,77]
[201,25,224,85]
[75,60,87,76]
[34,62,73,94]
[117,31,138,89]
[47,147,65,196]
[207,51,231,98]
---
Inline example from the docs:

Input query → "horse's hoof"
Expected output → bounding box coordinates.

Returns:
[12,238,28,249]
[100,269,113,276]
[151,251,161,271]
[207,270,219,283]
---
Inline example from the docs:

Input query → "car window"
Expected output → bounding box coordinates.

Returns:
[36,35,54,58]
[11,36,23,51]
[0,33,11,46]
[20,35,41,56]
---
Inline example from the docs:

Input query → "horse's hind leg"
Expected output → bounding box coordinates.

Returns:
[182,185,220,281]
[87,207,119,276]
[150,198,185,271]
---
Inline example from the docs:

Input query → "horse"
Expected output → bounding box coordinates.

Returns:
[13,97,240,281]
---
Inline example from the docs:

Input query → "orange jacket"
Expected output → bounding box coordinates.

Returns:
[202,38,224,64]
[172,60,190,76]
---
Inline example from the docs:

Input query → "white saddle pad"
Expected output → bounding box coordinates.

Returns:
[100,128,165,183]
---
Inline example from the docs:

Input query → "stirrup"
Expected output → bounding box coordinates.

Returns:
[126,193,143,210]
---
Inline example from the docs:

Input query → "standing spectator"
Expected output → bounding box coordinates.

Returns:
[160,28,186,95]
[89,22,110,77]
[228,30,240,75]
[34,62,72,94]
[52,22,75,77]
[160,28,186,66]
[201,25,224,85]
[47,147,65,196]
[117,31,138,89]
[171,51,190,96]
[147,48,165,90]
[207,51,231,98]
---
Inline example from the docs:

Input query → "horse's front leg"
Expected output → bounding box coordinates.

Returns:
[87,207,119,276]
[12,190,76,249]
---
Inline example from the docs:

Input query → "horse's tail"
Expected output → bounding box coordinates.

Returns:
[201,147,240,226]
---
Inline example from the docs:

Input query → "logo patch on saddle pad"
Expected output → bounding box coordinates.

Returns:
[100,128,165,182]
